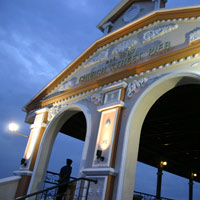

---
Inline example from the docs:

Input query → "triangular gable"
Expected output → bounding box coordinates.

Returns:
[24,6,200,112]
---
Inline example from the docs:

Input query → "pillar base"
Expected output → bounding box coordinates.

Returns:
[14,170,32,198]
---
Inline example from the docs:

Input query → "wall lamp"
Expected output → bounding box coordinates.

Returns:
[21,158,27,167]
[96,150,104,161]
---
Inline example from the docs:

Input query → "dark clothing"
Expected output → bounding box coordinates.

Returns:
[59,165,72,183]
[56,165,72,200]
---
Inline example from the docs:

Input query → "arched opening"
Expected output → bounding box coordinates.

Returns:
[118,72,200,200]
[28,105,92,195]
[135,84,200,199]
[46,112,86,187]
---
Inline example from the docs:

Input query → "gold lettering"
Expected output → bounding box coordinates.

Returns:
[149,48,154,56]
[164,41,170,50]
[159,43,164,51]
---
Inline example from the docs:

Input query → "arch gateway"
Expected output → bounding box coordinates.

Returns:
[13,0,200,199]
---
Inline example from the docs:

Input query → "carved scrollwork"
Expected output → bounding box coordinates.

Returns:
[127,78,148,98]
[89,93,104,105]
[143,24,178,43]
[84,49,109,68]
[48,104,66,121]
[112,38,137,55]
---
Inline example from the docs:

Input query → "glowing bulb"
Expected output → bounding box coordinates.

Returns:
[8,123,19,132]
[161,161,167,166]
[163,161,167,166]
[101,140,108,150]
[193,173,197,177]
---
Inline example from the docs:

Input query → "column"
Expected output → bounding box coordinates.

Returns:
[82,82,127,200]
[14,108,49,198]
[189,172,197,200]
[189,178,193,200]
[156,161,167,199]
[156,166,163,198]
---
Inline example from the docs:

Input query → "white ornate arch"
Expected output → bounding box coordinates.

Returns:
[27,103,92,194]
[116,71,200,200]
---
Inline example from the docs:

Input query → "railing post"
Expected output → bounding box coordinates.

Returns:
[189,178,193,200]
[44,190,48,200]
[85,181,91,200]
[156,166,163,199]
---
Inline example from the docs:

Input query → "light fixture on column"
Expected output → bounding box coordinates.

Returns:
[192,173,197,177]
[8,122,28,138]
[20,158,27,167]
[96,150,104,161]
[160,161,167,167]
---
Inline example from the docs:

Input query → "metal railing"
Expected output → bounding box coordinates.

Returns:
[134,191,175,200]
[44,171,76,187]
[16,177,97,200]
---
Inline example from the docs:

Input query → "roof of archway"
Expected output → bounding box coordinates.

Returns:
[24,6,200,112]
[140,84,200,183]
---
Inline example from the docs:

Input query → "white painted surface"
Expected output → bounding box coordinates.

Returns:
[0,176,21,200]
[116,71,200,200]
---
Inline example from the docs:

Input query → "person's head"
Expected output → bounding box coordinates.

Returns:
[66,159,72,165]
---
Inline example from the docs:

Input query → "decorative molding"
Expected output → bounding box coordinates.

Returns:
[191,61,200,67]
[30,123,47,129]
[127,78,148,98]
[43,18,198,100]
[112,38,137,55]
[143,24,178,43]
[13,170,33,176]
[88,93,104,105]
[27,50,200,111]
[102,22,113,35]
[84,49,109,68]
[102,81,127,92]
[82,168,118,176]
[25,8,200,109]
[123,4,141,22]
[97,100,124,112]
[48,104,67,121]
[35,107,49,114]
[104,89,122,105]
[189,28,200,44]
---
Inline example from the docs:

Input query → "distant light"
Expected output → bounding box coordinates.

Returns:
[163,161,167,166]
[193,173,197,177]
[8,123,19,132]
[161,161,167,166]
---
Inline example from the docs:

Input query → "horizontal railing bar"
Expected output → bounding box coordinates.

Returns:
[16,177,97,200]
[46,170,77,180]
[46,170,59,175]
[43,180,58,185]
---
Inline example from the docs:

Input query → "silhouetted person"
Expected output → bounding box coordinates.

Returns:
[56,159,72,200]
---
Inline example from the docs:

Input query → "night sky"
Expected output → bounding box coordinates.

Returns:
[1,0,200,199]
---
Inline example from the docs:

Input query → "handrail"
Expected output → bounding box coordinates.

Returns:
[134,191,175,200]
[16,177,97,200]
[46,170,77,180]
[44,170,77,185]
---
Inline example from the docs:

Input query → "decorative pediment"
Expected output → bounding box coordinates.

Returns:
[24,6,200,112]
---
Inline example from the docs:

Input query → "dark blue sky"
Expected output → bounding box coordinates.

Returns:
[1,0,200,199]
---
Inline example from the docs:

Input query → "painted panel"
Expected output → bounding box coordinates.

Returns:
[84,176,107,200]
[93,108,119,167]
[45,19,200,99]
